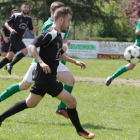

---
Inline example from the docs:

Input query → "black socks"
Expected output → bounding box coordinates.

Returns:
[0,100,27,122]
[11,52,25,66]
[67,108,87,133]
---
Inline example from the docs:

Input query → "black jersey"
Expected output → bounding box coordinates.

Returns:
[31,26,64,83]
[1,25,10,42]
[6,13,33,37]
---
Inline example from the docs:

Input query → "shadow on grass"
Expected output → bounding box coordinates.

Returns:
[82,123,122,131]
[11,120,122,131]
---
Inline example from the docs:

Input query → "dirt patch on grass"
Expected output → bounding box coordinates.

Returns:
[0,75,140,87]
[75,77,140,87]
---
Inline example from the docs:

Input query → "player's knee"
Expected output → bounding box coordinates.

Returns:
[19,82,30,91]
[126,66,134,70]
[65,76,75,86]
[26,101,38,108]
[20,85,29,90]
[7,56,13,61]
[22,48,28,56]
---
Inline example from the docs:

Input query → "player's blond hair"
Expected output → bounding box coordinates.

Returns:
[50,1,64,12]
[54,7,72,22]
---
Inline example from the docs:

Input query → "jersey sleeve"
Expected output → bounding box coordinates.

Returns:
[1,25,5,31]
[136,20,140,31]
[28,18,34,31]
[31,33,52,48]
[6,15,15,25]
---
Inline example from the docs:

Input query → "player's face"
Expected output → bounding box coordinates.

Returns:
[21,5,29,15]
[61,14,71,33]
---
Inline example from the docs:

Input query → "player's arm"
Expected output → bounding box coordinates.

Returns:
[28,33,52,74]
[60,54,86,69]
[1,28,9,43]
[135,20,140,35]
[4,15,17,34]
[30,26,38,34]
[5,22,17,34]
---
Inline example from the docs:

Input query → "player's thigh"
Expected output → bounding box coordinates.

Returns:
[56,89,77,108]
[26,92,42,108]
[57,71,75,86]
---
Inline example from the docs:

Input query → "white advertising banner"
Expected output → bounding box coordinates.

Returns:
[21,39,135,59]
[68,40,98,59]
[97,41,134,59]
[68,40,134,59]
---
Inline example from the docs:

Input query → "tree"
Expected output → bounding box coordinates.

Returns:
[123,0,140,29]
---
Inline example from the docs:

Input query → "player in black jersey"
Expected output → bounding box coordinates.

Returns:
[1,9,18,57]
[0,2,38,74]
[0,7,95,139]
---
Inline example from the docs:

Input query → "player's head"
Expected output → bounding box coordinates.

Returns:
[11,9,18,16]
[21,2,29,15]
[50,1,64,18]
[54,7,72,33]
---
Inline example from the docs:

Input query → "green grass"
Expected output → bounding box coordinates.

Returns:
[0,57,140,139]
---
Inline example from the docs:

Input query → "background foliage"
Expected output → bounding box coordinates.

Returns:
[0,0,135,41]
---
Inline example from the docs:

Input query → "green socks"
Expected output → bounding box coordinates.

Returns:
[111,66,127,79]
[60,60,66,65]
[0,83,20,101]
[58,85,73,109]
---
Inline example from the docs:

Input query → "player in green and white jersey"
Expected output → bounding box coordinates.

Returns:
[106,10,140,86]
[0,1,74,119]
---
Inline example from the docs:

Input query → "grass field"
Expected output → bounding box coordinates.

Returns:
[0,57,140,140]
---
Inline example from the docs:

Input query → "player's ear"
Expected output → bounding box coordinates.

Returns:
[50,10,53,15]
[60,17,64,23]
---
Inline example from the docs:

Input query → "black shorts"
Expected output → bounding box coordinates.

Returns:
[9,34,26,54]
[30,79,63,97]
[1,41,10,53]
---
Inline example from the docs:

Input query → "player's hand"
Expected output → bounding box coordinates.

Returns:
[34,26,38,31]
[67,41,71,47]
[10,29,17,34]
[40,62,51,74]
[75,61,86,69]
[4,37,9,43]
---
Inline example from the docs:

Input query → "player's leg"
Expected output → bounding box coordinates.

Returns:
[10,48,28,67]
[0,63,36,102]
[0,51,14,69]
[106,63,136,86]
[0,92,42,124]
[56,63,75,118]
[0,41,10,57]
[7,39,28,74]
[56,90,95,139]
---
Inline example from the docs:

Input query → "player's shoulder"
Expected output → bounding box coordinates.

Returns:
[26,15,32,19]
[43,27,58,40]
[11,13,22,20]
[13,13,22,17]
